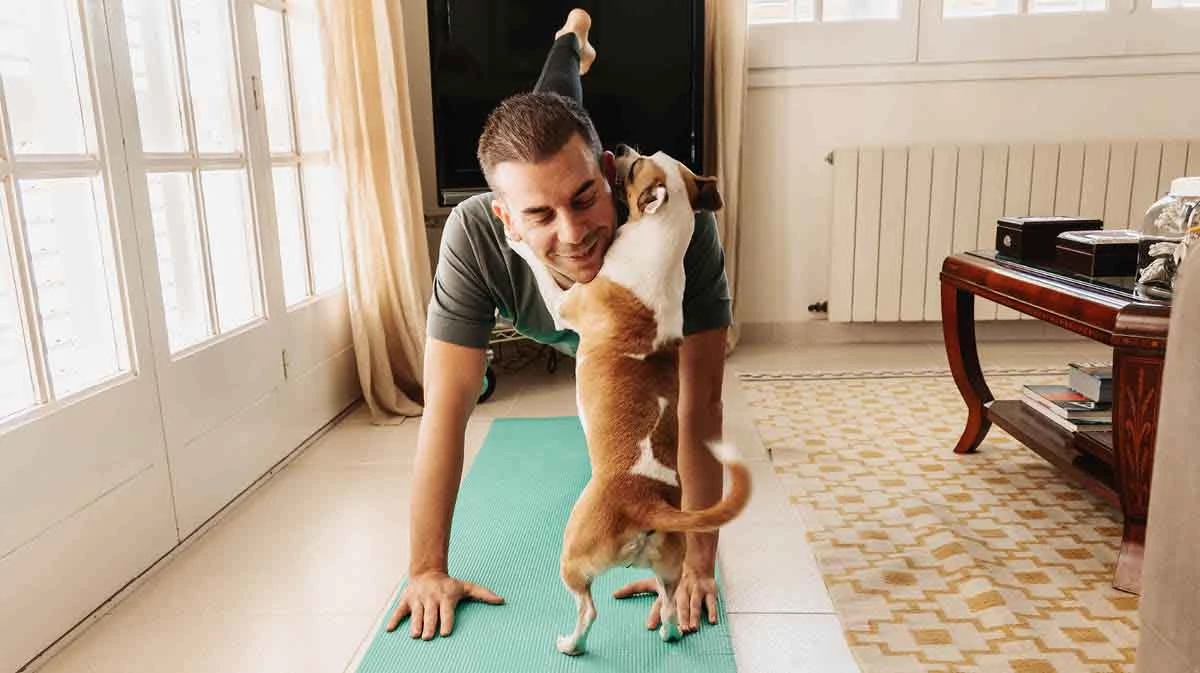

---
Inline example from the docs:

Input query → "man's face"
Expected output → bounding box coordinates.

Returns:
[491,133,617,285]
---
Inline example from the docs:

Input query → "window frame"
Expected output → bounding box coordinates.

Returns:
[749,0,1200,68]
[122,0,269,356]
[252,0,342,311]
[749,0,921,68]
[0,0,139,419]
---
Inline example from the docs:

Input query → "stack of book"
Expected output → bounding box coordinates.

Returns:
[1021,362,1113,433]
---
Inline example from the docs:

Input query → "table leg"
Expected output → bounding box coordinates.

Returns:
[1111,348,1164,595]
[941,281,995,455]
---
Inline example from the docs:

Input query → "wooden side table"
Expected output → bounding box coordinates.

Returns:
[940,250,1171,594]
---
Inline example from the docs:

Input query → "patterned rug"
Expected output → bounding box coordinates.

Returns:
[739,368,1139,673]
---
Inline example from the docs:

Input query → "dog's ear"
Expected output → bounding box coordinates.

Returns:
[677,164,723,213]
[638,182,668,215]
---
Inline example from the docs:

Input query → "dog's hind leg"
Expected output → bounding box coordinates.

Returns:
[652,535,687,642]
[556,563,597,656]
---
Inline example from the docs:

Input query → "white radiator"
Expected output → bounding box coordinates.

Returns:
[829,139,1200,323]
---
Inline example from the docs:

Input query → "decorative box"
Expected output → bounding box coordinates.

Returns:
[996,216,1104,261]
[1054,229,1140,278]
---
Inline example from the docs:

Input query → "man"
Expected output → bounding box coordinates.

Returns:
[387,9,733,641]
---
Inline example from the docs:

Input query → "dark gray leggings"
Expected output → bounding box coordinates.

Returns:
[533,34,583,104]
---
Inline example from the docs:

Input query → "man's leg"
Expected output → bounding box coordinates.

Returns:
[533,9,595,104]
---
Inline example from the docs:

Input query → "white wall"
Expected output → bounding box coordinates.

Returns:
[738,60,1200,325]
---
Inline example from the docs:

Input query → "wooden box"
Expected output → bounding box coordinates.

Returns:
[996,216,1104,261]
[1054,229,1140,278]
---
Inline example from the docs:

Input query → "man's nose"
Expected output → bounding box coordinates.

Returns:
[558,213,589,245]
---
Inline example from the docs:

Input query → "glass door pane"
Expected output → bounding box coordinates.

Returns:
[0,0,97,155]
[0,199,34,417]
[200,170,261,331]
[20,177,129,396]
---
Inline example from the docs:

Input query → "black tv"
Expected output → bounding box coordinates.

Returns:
[426,0,707,207]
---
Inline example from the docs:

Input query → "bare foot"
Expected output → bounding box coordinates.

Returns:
[555,8,597,75]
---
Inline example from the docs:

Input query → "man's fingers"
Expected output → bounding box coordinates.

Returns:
[439,599,456,637]
[421,600,439,640]
[409,603,425,638]
[463,582,505,605]
[676,590,692,633]
[706,593,719,624]
[614,579,658,599]
[386,600,411,632]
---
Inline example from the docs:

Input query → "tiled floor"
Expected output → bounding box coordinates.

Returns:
[33,339,1108,673]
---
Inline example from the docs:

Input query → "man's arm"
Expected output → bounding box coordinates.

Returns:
[675,326,728,631]
[386,342,506,640]
[677,326,728,572]
[408,339,487,577]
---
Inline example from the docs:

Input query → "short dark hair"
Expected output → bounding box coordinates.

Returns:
[476,92,602,189]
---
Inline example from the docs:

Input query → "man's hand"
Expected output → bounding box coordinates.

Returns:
[612,570,720,633]
[386,571,505,639]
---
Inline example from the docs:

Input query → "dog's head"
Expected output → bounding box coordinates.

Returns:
[612,144,723,219]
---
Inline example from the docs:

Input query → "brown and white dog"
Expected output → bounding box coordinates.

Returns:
[552,147,751,656]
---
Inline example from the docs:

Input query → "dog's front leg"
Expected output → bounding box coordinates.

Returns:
[654,574,684,642]
[652,535,687,643]
[556,563,597,656]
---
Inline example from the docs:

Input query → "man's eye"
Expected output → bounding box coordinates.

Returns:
[576,195,597,209]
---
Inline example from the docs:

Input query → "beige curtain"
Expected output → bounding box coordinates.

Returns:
[316,0,431,422]
[704,0,750,355]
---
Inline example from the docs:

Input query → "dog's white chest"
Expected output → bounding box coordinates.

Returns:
[599,214,690,348]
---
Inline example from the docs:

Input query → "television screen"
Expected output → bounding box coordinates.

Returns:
[426,0,706,206]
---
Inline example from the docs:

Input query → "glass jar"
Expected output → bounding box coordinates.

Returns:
[1137,176,1200,300]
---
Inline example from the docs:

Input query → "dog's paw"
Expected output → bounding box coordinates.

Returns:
[659,621,683,643]
[556,635,586,656]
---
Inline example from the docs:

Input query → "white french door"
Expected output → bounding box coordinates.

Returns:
[248,0,355,438]
[1,1,355,669]
[107,0,290,536]
[0,2,176,670]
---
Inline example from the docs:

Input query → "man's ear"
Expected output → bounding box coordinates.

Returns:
[492,198,521,242]
[601,150,616,188]
[677,164,724,213]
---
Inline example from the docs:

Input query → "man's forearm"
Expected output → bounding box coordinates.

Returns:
[407,340,487,576]
[676,326,729,574]
[678,402,724,573]
[408,414,467,575]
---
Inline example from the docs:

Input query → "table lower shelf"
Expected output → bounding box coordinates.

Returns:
[986,400,1119,510]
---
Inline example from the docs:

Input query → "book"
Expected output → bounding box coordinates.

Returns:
[1022,385,1112,421]
[1020,399,1109,433]
[1068,361,1113,403]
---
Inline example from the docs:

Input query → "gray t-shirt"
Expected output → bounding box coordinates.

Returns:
[426,193,732,357]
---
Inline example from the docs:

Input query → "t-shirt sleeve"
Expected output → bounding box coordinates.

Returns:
[681,210,733,336]
[426,207,497,349]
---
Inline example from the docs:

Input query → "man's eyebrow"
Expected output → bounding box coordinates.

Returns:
[519,180,598,216]
[572,179,597,199]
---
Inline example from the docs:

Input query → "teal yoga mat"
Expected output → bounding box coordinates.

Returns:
[355,416,737,672]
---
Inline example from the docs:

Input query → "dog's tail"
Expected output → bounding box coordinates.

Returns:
[632,441,751,533]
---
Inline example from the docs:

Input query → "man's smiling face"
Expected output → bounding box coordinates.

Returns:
[490,133,618,286]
